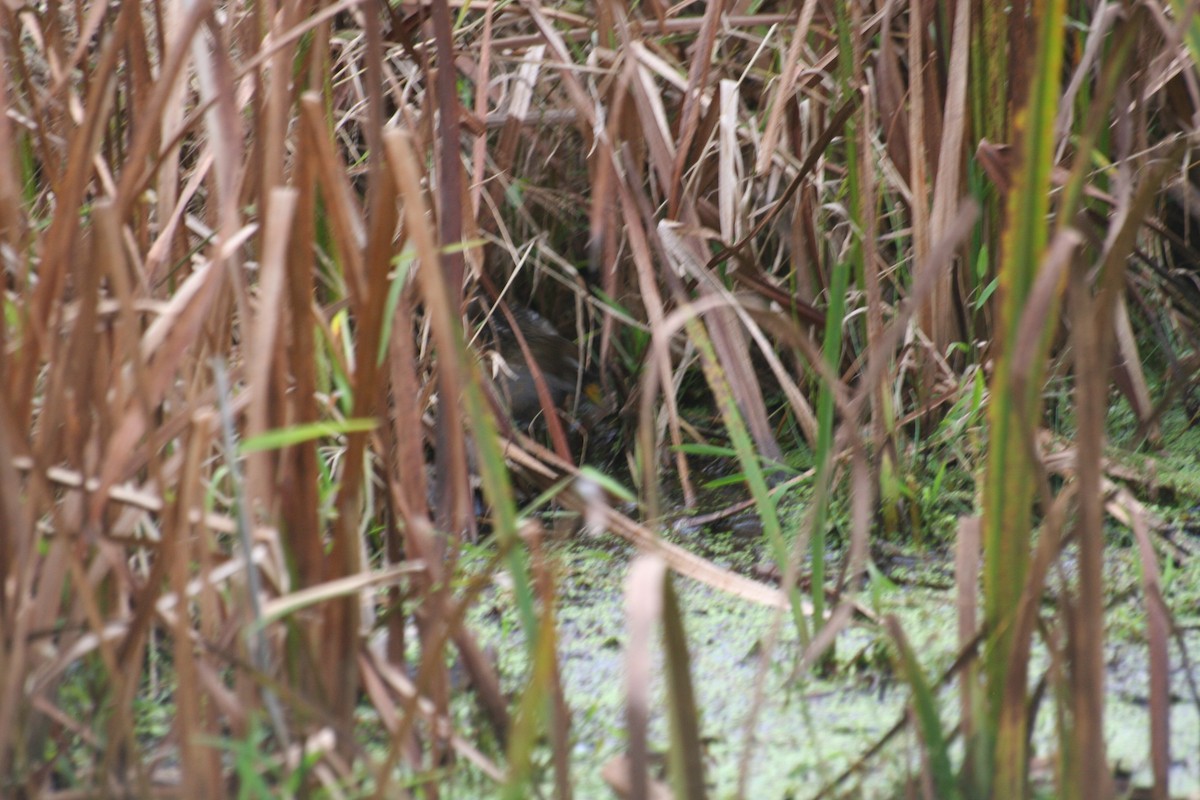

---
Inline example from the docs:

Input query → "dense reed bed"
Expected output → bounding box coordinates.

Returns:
[1,0,1198,796]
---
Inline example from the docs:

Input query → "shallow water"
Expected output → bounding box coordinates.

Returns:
[466,532,1200,798]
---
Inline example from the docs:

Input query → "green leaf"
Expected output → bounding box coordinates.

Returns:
[239,418,377,453]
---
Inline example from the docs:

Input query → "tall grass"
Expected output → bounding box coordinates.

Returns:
[0,0,1195,797]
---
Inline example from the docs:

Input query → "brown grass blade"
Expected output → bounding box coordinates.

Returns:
[1068,142,1182,799]
[619,173,695,513]
[384,127,473,537]
[167,412,220,797]
[244,188,298,517]
[0,19,23,250]
[666,0,724,219]
[300,93,367,300]
[279,96,324,594]
[0,406,36,773]
[1129,506,1172,800]
[624,554,665,800]
[926,0,972,350]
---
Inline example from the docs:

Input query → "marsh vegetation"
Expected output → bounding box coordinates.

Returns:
[1,0,1199,797]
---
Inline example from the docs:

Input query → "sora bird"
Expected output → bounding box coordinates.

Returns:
[483,306,607,429]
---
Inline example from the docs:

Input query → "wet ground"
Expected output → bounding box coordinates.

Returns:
[465,523,1200,799]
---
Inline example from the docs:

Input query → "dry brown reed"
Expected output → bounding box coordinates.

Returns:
[0,0,1196,797]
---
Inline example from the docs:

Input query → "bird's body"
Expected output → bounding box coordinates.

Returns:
[483,306,605,427]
